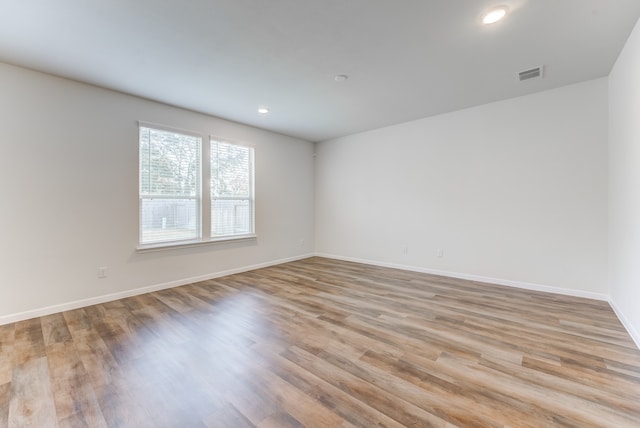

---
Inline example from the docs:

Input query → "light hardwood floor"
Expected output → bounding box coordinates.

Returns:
[1,257,639,427]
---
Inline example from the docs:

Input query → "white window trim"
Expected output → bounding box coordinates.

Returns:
[136,233,257,253]
[137,123,257,252]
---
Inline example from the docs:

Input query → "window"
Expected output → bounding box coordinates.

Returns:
[139,123,255,248]
[139,126,201,245]
[210,139,255,238]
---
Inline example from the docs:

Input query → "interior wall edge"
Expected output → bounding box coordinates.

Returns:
[609,297,640,350]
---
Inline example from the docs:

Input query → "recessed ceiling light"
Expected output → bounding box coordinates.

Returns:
[482,6,509,25]
[257,106,270,115]
[334,74,349,82]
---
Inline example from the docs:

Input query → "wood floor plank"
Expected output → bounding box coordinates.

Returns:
[436,350,640,427]
[478,354,640,421]
[12,318,45,367]
[2,257,640,427]
[41,313,72,346]
[61,308,92,334]
[8,357,57,428]
[45,339,107,427]
[0,381,10,428]
[203,402,255,428]
[0,324,15,386]
[284,345,452,427]
[257,412,305,428]
[68,326,118,390]
[252,344,407,428]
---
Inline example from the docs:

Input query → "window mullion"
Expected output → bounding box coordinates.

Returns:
[249,147,255,234]
[201,137,211,239]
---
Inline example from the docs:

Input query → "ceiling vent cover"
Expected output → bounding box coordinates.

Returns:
[518,66,543,81]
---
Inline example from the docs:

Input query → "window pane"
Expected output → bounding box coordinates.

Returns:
[211,141,251,197]
[140,127,200,197]
[140,126,201,244]
[211,199,251,237]
[211,140,254,237]
[140,198,198,243]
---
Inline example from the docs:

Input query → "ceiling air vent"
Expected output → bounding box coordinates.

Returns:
[518,66,543,81]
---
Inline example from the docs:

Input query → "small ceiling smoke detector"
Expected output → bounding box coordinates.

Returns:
[518,66,544,81]
[334,74,349,82]
[482,6,509,24]
[257,106,270,115]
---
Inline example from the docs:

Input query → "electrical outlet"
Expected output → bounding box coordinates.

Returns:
[436,248,443,258]
[98,266,108,279]
[402,245,408,255]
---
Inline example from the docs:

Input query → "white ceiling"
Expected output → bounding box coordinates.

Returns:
[1,0,639,142]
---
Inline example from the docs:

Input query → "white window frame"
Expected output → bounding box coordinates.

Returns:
[137,122,256,252]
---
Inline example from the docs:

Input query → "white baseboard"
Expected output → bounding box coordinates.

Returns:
[0,253,314,326]
[608,298,640,350]
[6,252,637,352]
[314,253,640,350]
[314,254,640,350]
[313,253,610,301]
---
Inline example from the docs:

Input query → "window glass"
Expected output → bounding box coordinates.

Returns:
[211,139,254,238]
[139,126,201,244]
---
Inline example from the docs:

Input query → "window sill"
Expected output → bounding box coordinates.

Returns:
[136,234,257,253]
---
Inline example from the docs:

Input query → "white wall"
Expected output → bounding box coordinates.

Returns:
[316,78,608,295]
[0,62,315,322]
[609,18,640,345]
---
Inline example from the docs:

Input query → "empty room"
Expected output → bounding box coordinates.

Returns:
[1,0,640,426]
